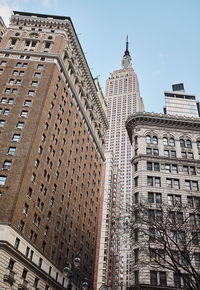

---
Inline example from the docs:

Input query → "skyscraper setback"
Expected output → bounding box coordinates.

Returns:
[105,38,144,287]
[0,11,108,290]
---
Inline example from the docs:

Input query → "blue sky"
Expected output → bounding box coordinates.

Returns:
[1,0,200,113]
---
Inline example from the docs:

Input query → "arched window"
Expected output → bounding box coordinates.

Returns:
[146,135,151,144]
[163,137,168,146]
[152,136,158,145]
[180,139,185,148]
[197,140,200,150]
[186,139,192,148]
[169,138,175,147]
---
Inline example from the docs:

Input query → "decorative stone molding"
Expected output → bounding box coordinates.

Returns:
[126,112,200,144]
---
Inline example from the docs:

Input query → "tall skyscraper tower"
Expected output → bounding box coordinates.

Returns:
[164,83,200,117]
[0,11,108,290]
[105,38,144,287]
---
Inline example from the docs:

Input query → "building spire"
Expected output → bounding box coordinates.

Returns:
[122,35,132,68]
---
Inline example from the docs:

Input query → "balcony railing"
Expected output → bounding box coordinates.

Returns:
[18,278,29,290]
[3,269,15,285]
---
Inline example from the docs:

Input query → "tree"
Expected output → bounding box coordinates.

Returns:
[131,201,200,290]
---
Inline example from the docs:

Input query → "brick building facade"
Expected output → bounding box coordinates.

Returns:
[0,11,108,290]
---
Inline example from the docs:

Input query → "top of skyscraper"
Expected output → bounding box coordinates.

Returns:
[121,36,132,69]
[163,83,200,117]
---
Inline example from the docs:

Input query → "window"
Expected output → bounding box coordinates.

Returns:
[169,138,175,146]
[195,254,200,267]
[1,97,7,103]
[147,162,160,171]
[164,150,176,158]
[5,88,11,94]
[31,81,38,87]
[44,226,49,236]
[168,194,182,206]
[23,203,29,215]
[134,176,138,187]
[134,248,139,263]
[45,41,51,49]
[166,178,180,189]
[9,79,14,84]
[35,159,40,168]
[3,109,10,116]
[147,176,161,187]
[16,79,21,85]
[14,237,20,249]
[34,277,39,288]
[34,72,41,78]
[186,139,192,148]
[0,61,7,66]
[188,152,194,159]
[19,71,24,76]
[163,137,175,146]
[18,220,25,231]
[28,90,35,96]
[38,257,43,268]
[159,272,167,286]
[187,196,200,208]
[197,141,200,150]
[148,209,162,222]
[8,259,15,270]
[146,135,158,144]
[22,268,28,279]
[190,166,196,175]
[20,110,28,117]
[134,270,139,285]
[182,274,191,289]
[31,173,36,183]
[17,121,24,129]
[0,120,5,127]
[189,213,196,225]
[192,232,200,245]
[180,139,192,148]
[174,273,181,287]
[37,64,44,70]
[12,134,20,142]
[150,271,158,285]
[148,192,162,204]
[27,187,32,198]
[8,147,16,155]
[24,100,31,107]
[8,98,14,104]
[3,160,12,169]
[185,180,198,191]
[134,228,139,242]
[134,192,139,204]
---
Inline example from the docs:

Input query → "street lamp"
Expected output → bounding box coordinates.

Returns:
[82,278,90,290]
[99,285,110,290]
[63,254,81,290]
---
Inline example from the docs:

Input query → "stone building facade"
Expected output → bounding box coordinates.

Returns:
[126,112,200,289]
[0,11,108,290]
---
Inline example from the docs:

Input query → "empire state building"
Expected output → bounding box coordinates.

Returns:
[105,37,144,286]
[105,37,144,208]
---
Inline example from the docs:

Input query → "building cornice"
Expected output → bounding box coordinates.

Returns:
[10,12,108,132]
[0,49,106,161]
[126,112,200,144]
[131,154,200,165]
